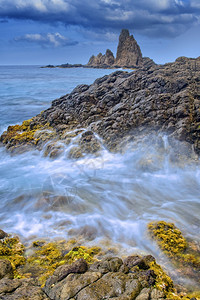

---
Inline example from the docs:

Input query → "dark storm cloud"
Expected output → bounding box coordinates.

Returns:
[15,32,78,48]
[0,0,199,38]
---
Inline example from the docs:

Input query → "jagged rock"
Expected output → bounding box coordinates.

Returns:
[87,49,115,68]
[115,29,143,67]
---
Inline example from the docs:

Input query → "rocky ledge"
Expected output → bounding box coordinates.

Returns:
[0,221,200,300]
[1,56,200,158]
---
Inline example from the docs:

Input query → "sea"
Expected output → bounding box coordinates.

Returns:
[0,65,200,266]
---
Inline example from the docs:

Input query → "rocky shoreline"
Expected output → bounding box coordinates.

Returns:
[0,221,200,300]
[1,56,200,159]
[0,31,200,299]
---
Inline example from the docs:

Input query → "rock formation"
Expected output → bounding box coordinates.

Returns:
[115,29,143,67]
[86,29,144,68]
[87,49,115,68]
[2,56,200,158]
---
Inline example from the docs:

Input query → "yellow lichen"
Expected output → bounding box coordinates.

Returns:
[64,246,101,264]
[149,260,174,293]
[0,118,52,147]
[148,221,200,298]
[25,241,101,287]
[148,221,187,258]
[0,236,25,278]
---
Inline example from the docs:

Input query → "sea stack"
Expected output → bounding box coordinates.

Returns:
[115,29,143,68]
[86,29,143,68]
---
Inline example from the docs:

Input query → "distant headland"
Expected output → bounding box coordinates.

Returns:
[42,29,155,69]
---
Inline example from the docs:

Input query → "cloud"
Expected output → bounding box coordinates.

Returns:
[15,32,78,47]
[0,0,200,38]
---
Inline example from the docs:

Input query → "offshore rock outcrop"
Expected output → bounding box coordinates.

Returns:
[115,29,143,68]
[87,49,115,68]
[1,56,200,157]
[86,29,144,69]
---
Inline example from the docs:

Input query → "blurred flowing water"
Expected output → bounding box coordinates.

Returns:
[0,66,200,263]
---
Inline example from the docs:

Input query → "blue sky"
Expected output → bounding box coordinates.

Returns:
[0,0,200,65]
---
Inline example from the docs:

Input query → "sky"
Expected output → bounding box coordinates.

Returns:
[0,0,200,65]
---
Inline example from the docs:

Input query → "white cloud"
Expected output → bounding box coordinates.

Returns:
[191,0,200,9]
[0,0,69,13]
[0,0,199,39]
[15,32,78,47]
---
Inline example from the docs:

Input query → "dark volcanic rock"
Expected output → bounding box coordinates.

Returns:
[1,56,200,156]
[115,29,143,68]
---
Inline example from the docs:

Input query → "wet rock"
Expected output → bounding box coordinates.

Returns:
[0,278,49,300]
[45,272,102,300]
[68,146,83,159]
[89,257,123,273]
[0,260,13,280]
[45,258,88,290]
[0,230,8,240]
[124,255,155,270]
[76,272,141,300]
[43,142,65,158]
[135,287,150,300]
[151,288,165,299]
[1,51,200,157]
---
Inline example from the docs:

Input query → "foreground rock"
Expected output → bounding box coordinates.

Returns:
[1,56,200,156]
[43,255,177,300]
[0,229,199,299]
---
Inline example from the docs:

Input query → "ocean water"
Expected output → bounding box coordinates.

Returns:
[0,65,200,265]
